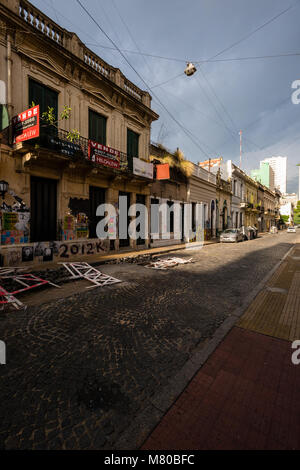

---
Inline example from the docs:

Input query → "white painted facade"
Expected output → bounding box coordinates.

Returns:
[261,156,287,194]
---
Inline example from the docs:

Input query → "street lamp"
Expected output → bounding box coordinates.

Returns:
[184,62,197,76]
[0,180,8,199]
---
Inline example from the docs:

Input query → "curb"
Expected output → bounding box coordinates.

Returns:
[114,241,296,450]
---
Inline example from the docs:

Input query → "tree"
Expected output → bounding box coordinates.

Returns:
[294,199,300,224]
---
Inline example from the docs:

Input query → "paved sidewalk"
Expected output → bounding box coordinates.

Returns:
[142,243,300,450]
[23,239,219,274]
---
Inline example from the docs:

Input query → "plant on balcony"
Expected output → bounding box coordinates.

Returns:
[31,102,80,143]
[42,105,80,141]
[150,146,193,178]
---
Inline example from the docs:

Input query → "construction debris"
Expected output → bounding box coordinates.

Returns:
[144,257,193,270]
[0,273,60,310]
[0,267,25,277]
[59,262,121,289]
[0,285,24,310]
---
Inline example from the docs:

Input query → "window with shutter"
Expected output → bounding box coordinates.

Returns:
[88,109,107,144]
[127,129,139,158]
[0,104,9,131]
[29,78,58,121]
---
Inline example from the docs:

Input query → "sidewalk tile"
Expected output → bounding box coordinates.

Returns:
[141,327,299,450]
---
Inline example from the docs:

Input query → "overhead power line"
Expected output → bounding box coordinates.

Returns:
[201,2,297,63]
[84,42,300,64]
[75,0,211,158]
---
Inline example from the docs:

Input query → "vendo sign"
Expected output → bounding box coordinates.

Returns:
[88,140,120,169]
[12,105,39,143]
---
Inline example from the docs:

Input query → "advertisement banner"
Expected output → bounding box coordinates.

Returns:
[133,157,153,179]
[45,134,83,157]
[88,140,120,169]
[12,105,39,143]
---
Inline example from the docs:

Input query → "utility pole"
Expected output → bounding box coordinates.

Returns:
[297,164,300,201]
[239,130,242,169]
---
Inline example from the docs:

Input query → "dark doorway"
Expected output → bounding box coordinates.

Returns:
[136,194,146,246]
[119,191,130,247]
[211,200,215,237]
[30,176,57,242]
[89,186,106,239]
[181,203,185,241]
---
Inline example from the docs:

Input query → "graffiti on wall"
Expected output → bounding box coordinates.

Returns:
[3,238,110,266]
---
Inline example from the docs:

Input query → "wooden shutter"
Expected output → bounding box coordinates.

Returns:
[29,78,58,120]
[127,129,139,158]
[88,109,107,144]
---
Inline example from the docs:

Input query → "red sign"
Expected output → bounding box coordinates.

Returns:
[88,140,120,169]
[156,163,170,180]
[12,105,40,143]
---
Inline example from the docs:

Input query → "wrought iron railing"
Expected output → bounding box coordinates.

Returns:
[24,125,131,170]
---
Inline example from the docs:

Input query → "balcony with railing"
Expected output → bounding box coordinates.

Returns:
[240,201,252,209]
[192,163,217,185]
[19,0,66,47]
[17,125,132,172]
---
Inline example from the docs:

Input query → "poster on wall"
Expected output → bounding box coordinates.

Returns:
[88,140,120,169]
[22,246,34,262]
[12,105,40,144]
[43,247,53,262]
[2,212,18,230]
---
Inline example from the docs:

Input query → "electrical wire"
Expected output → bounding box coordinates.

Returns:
[75,0,212,158]
[2,24,300,65]
[198,1,297,64]
[110,0,153,77]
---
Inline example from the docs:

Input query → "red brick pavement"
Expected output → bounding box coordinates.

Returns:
[141,327,300,450]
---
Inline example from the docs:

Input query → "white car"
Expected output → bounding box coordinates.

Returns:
[220,228,244,243]
[287,226,296,233]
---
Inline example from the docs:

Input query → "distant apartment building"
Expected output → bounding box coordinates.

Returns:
[280,202,294,225]
[280,193,298,206]
[251,162,274,191]
[261,156,287,194]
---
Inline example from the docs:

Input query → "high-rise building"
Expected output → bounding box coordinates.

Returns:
[251,162,275,190]
[261,156,287,194]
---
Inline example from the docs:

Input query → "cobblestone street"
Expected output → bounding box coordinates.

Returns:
[0,231,297,450]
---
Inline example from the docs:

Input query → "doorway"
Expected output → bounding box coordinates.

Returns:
[30,176,57,242]
[89,186,106,239]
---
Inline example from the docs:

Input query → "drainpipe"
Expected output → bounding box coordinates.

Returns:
[7,33,13,119]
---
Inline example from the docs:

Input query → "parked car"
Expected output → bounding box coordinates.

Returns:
[287,226,296,233]
[220,228,244,243]
[270,226,278,234]
[241,225,255,240]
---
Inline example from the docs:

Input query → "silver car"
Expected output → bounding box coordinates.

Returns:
[220,228,244,243]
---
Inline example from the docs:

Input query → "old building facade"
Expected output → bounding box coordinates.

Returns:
[0,0,158,266]
[216,171,232,234]
[188,164,217,240]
